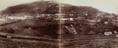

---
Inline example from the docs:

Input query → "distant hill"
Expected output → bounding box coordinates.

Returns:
[0,1,118,38]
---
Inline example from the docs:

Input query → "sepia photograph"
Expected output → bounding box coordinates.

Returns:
[0,0,118,48]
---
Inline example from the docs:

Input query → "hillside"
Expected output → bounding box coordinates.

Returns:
[0,1,118,48]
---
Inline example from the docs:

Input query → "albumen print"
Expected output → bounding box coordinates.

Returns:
[0,0,118,48]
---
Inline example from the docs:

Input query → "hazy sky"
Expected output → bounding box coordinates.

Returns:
[0,0,118,14]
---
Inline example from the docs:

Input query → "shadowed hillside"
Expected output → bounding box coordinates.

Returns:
[0,1,118,48]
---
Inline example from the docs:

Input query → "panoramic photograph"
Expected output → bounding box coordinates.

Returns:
[0,0,118,48]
